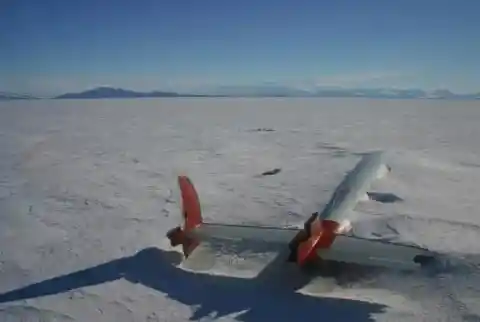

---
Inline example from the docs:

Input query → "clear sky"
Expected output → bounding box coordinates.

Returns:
[1,0,479,96]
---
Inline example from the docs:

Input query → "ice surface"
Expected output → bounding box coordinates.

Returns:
[1,98,480,321]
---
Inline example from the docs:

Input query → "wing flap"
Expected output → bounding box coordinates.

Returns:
[319,235,435,270]
[180,237,286,278]
[192,223,299,243]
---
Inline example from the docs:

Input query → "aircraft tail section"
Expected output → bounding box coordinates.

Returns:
[166,175,203,257]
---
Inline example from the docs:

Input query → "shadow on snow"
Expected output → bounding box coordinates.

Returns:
[0,247,387,322]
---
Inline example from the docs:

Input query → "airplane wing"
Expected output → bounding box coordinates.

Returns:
[184,223,435,271]
[166,151,437,274]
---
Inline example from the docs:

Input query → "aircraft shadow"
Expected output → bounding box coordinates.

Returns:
[0,247,387,322]
[367,192,404,203]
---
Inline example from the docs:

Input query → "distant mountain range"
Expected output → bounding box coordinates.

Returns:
[54,87,214,99]
[51,86,480,100]
[209,85,480,99]
[0,92,38,100]
[1,86,479,100]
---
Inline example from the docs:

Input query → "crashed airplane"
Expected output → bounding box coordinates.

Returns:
[167,151,438,272]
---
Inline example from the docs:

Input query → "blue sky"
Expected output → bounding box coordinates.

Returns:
[1,0,479,96]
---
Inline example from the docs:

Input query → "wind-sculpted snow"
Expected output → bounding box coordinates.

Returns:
[0,98,479,321]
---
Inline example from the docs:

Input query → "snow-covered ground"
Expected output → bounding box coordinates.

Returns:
[1,98,480,321]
